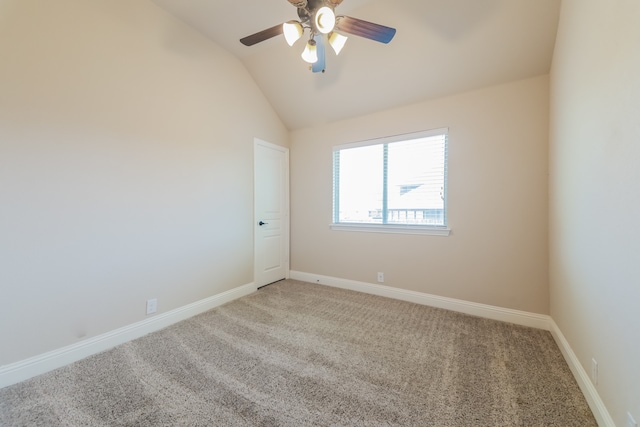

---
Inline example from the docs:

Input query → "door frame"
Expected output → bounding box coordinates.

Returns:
[253,138,290,287]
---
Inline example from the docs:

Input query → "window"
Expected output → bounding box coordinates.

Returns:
[332,128,449,235]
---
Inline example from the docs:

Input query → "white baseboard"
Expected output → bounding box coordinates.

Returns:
[290,271,614,426]
[289,271,551,330]
[2,274,615,427]
[0,282,257,389]
[549,320,615,427]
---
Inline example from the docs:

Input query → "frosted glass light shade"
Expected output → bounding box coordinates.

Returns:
[315,7,335,34]
[283,21,303,46]
[328,32,348,55]
[301,40,318,63]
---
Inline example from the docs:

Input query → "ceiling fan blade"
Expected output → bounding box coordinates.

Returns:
[240,24,283,46]
[336,16,396,44]
[327,0,344,5]
[312,34,326,73]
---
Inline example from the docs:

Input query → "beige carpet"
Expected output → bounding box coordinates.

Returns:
[0,280,596,426]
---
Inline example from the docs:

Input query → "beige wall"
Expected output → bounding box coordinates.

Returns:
[549,0,640,424]
[290,76,549,314]
[0,0,288,365]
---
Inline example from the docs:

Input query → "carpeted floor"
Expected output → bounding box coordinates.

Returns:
[0,280,597,426]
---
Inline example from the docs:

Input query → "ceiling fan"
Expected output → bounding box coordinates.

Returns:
[239,0,396,73]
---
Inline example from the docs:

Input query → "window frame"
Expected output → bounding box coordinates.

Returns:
[331,128,451,236]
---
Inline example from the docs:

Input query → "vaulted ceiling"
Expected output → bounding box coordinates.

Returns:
[152,0,561,130]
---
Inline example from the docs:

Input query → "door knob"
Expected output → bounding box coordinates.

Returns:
[258,221,268,226]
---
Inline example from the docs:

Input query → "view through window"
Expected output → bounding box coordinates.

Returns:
[333,129,448,228]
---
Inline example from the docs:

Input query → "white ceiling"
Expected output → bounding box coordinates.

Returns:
[152,0,561,130]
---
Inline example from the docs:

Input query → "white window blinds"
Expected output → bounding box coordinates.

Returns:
[333,128,448,229]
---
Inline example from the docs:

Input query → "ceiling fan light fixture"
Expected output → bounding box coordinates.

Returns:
[328,31,348,55]
[240,2,397,73]
[301,39,318,63]
[283,21,303,46]
[315,6,336,34]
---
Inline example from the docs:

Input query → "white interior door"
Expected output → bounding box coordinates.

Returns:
[254,139,289,287]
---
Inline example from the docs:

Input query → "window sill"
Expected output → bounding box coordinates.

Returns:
[330,223,451,236]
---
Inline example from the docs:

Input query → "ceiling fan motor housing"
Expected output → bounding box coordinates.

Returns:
[288,0,343,8]
[287,0,308,8]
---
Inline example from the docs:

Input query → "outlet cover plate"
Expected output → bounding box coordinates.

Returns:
[146,298,157,315]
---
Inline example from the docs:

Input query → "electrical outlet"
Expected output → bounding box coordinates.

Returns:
[628,412,638,427]
[146,298,157,315]
[377,272,384,283]
[591,358,598,385]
